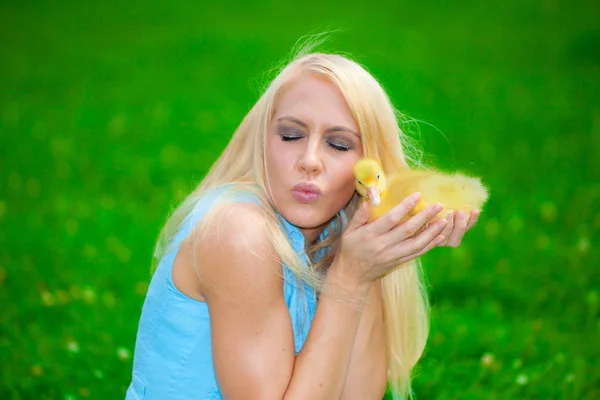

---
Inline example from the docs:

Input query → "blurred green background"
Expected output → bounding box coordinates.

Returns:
[1,0,598,399]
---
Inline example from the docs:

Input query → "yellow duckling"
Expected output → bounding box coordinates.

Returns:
[353,158,489,222]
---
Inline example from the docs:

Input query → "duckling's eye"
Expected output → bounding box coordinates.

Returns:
[357,180,363,186]
[376,174,380,180]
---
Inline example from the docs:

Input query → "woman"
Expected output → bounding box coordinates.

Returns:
[125,50,480,400]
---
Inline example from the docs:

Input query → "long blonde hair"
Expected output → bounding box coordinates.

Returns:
[153,45,429,399]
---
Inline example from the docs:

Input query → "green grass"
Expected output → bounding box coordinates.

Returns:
[1,0,598,398]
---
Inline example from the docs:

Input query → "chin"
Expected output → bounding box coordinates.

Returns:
[283,204,332,230]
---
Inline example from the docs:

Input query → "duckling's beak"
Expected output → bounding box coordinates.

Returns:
[367,185,381,207]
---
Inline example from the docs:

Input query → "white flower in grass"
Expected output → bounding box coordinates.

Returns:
[515,374,528,385]
[66,339,79,354]
[82,286,96,304]
[480,353,494,367]
[117,346,131,361]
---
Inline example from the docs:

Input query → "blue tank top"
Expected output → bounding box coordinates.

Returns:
[125,186,320,400]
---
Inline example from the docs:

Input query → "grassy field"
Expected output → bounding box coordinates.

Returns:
[1,0,598,398]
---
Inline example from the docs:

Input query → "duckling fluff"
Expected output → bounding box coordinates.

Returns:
[353,158,489,223]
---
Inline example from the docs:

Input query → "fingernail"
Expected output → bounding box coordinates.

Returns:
[412,192,421,202]
[448,209,455,216]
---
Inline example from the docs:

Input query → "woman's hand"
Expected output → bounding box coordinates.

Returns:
[437,209,480,247]
[331,192,448,286]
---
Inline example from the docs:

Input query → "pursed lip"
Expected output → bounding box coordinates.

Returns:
[291,182,322,203]
[292,182,322,195]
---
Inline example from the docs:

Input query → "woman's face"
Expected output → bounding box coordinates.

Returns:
[266,74,363,243]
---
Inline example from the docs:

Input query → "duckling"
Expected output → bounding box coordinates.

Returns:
[353,158,489,223]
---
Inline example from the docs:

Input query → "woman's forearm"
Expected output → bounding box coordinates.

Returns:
[282,264,371,400]
[340,280,388,400]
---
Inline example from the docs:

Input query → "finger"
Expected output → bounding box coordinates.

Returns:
[391,226,447,267]
[384,231,445,275]
[368,192,422,235]
[466,210,480,230]
[345,200,371,232]
[438,210,455,246]
[393,217,447,256]
[404,232,446,262]
[446,210,468,247]
[388,202,444,242]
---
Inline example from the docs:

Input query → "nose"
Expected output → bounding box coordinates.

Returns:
[297,138,322,175]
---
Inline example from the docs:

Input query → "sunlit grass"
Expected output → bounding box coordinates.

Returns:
[1,0,598,399]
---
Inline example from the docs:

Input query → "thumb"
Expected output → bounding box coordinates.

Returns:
[346,200,371,232]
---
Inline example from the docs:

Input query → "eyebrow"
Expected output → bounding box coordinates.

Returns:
[276,116,360,138]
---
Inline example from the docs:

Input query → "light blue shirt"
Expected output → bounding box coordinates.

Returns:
[125,186,319,399]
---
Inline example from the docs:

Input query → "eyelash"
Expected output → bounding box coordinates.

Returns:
[279,134,351,152]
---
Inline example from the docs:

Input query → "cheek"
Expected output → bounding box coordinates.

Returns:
[266,137,289,182]
[330,159,359,194]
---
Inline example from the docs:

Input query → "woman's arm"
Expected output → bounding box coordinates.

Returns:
[340,280,388,400]
[195,198,445,399]
[196,203,371,400]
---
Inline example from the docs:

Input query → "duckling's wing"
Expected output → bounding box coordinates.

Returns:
[387,170,489,213]
[415,172,489,211]
[384,171,432,214]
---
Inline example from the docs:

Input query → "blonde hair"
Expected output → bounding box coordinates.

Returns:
[153,44,429,399]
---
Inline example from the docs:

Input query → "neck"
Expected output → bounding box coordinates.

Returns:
[300,215,335,246]
[300,225,327,246]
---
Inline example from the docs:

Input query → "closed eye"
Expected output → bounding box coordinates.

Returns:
[328,142,350,152]
[277,126,354,152]
[280,135,302,141]
[280,135,351,151]
[278,126,304,142]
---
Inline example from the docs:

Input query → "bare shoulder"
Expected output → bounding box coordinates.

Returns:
[171,201,282,302]
[208,201,273,252]
[194,201,295,398]
[192,201,282,300]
